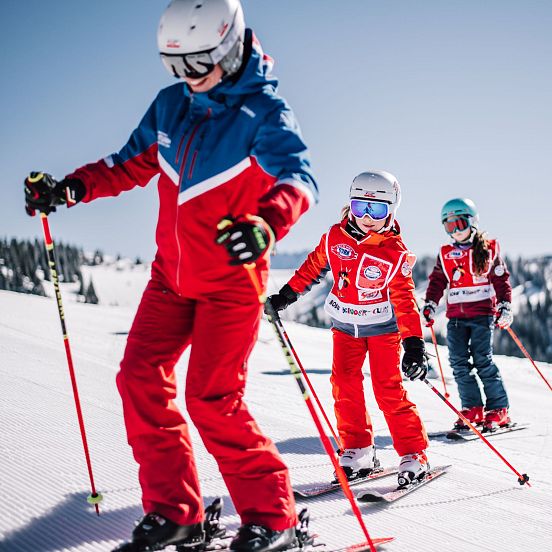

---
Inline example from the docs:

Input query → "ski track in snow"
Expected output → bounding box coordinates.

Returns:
[1,266,551,551]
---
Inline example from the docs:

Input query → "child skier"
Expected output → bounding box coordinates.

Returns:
[267,171,430,487]
[422,198,513,431]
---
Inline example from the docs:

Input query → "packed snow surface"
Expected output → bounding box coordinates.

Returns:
[1,264,551,551]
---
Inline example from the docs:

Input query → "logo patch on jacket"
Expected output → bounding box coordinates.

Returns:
[331,243,358,260]
[356,254,393,290]
[358,289,383,302]
[364,266,382,280]
[445,250,466,259]
[401,261,412,277]
[494,265,505,277]
[157,131,171,148]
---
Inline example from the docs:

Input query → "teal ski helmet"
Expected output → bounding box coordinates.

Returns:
[441,198,479,227]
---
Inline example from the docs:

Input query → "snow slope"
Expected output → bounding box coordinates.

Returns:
[1,266,551,552]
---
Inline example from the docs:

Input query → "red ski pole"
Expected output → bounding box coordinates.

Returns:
[423,378,530,486]
[427,324,450,398]
[37,208,103,514]
[265,301,388,552]
[506,327,552,394]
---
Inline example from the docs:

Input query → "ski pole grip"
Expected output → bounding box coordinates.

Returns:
[28,172,45,183]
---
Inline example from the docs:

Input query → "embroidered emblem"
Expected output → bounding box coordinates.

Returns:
[494,265,505,277]
[157,131,171,148]
[401,261,412,277]
[338,270,350,291]
[445,250,466,259]
[358,289,383,302]
[452,266,465,282]
[331,243,358,260]
[364,266,382,280]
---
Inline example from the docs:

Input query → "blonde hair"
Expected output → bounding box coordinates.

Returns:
[341,204,350,220]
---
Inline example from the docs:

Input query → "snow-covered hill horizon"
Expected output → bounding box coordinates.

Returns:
[1,265,551,551]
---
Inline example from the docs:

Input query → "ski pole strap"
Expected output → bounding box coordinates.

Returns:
[422,378,530,486]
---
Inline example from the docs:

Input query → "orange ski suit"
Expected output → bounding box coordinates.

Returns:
[288,219,428,455]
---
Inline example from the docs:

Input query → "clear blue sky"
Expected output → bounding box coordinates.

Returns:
[1,1,551,259]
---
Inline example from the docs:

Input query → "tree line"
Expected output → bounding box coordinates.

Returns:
[2,238,551,362]
[0,237,100,304]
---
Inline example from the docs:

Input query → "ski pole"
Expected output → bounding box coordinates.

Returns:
[427,324,450,398]
[265,301,384,552]
[423,378,530,486]
[506,327,552,394]
[37,208,103,514]
[245,265,343,450]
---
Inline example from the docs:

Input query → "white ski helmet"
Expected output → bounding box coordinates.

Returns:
[158,0,245,79]
[349,170,401,231]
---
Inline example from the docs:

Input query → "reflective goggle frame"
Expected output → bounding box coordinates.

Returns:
[443,215,471,235]
[350,198,390,221]
[161,50,217,79]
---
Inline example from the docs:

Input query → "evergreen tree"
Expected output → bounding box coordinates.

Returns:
[84,278,99,305]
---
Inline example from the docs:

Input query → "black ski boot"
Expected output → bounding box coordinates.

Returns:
[229,508,314,552]
[230,526,296,552]
[113,498,226,552]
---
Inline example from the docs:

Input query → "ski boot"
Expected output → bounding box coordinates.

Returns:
[112,498,226,552]
[397,451,429,487]
[230,508,314,552]
[483,408,510,431]
[453,406,484,430]
[334,445,380,481]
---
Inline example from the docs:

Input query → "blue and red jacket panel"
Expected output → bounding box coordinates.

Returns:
[67,31,318,297]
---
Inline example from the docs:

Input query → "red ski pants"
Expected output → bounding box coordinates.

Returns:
[330,329,428,456]
[117,279,296,530]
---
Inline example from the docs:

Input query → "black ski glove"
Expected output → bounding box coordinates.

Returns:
[24,172,85,216]
[216,215,275,266]
[264,284,299,315]
[401,336,428,381]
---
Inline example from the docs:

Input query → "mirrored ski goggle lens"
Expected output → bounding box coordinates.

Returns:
[350,199,389,220]
[443,216,470,234]
[160,52,215,79]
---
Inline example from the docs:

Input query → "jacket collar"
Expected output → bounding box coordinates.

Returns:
[339,217,400,246]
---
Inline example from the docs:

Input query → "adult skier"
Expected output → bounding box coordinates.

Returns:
[267,171,430,488]
[422,198,513,431]
[23,1,317,551]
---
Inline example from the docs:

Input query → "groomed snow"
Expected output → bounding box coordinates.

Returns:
[1,264,551,551]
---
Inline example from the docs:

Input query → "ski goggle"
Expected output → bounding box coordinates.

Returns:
[443,216,471,234]
[350,199,390,220]
[160,51,217,79]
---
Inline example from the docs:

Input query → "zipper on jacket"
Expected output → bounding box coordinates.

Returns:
[174,108,212,292]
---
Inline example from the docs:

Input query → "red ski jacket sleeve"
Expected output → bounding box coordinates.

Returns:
[288,233,330,294]
[388,251,424,340]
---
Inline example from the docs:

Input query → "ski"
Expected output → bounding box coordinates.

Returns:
[356,465,449,503]
[293,467,397,499]
[428,423,529,442]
